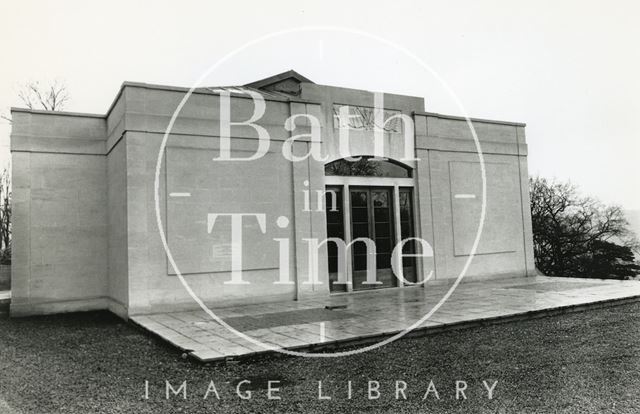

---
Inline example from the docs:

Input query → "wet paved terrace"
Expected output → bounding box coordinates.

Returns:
[130,276,640,362]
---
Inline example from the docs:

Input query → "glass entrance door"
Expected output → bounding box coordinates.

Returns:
[326,186,347,293]
[324,186,417,293]
[399,188,418,284]
[350,187,397,290]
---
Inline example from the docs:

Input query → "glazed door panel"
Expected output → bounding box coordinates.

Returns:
[325,186,347,293]
[350,187,397,290]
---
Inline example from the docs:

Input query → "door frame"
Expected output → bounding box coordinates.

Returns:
[324,176,420,294]
[349,186,396,291]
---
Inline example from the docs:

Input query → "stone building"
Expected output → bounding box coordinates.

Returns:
[9,70,535,318]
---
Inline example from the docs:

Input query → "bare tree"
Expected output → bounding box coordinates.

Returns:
[17,80,70,111]
[0,169,10,264]
[0,81,69,261]
[530,176,640,279]
[1,80,70,122]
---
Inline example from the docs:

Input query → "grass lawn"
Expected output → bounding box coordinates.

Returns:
[0,302,639,413]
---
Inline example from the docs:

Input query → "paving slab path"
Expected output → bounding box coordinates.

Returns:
[131,276,640,362]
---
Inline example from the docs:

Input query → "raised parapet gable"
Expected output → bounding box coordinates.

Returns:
[115,82,303,143]
[414,111,526,156]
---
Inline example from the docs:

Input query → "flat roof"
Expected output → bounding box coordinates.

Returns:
[10,77,526,128]
[415,111,526,127]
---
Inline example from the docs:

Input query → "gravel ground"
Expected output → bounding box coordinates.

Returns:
[0,301,639,413]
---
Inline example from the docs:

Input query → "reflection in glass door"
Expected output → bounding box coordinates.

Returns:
[350,187,397,290]
[324,186,417,293]
[325,186,347,293]
[399,188,417,284]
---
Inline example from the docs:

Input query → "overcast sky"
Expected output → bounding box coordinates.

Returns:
[1,0,638,209]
